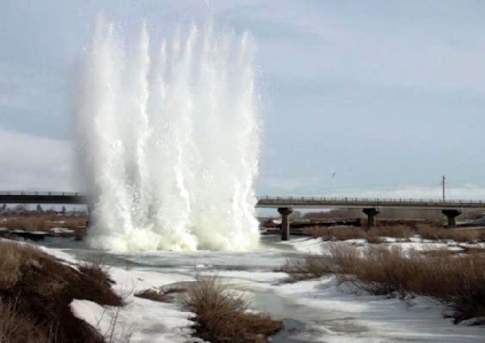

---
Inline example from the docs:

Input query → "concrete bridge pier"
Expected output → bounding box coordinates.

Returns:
[363,208,379,229]
[86,204,95,229]
[442,209,461,228]
[278,207,293,241]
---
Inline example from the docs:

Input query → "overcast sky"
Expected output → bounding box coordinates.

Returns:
[1,0,485,199]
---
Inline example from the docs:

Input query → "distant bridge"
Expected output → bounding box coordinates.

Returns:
[0,192,87,205]
[2,191,485,240]
[256,196,485,210]
[2,191,485,209]
[257,196,485,239]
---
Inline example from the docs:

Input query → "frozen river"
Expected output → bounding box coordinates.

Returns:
[35,236,485,342]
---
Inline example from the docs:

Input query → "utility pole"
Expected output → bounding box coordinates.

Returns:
[442,175,446,202]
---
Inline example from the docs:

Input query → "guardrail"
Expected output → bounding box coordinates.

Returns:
[257,195,485,206]
[256,196,485,210]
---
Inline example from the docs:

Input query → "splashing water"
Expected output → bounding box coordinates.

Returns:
[76,18,260,252]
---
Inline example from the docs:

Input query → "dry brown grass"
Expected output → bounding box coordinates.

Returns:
[0,243,33,289]
[415,225,485,242]
[303,226,366,241]
[284,244,485,323]
[184,277,282,343]
[365,233,384,244]
[0,241,122,342]
[0,300,51,343]
[371,225,414,239]
[79,262,115,289]
[303,225,412,242]
[280,255,335,281]
[303,224,485,244]
[281,244,357,282]
[0,213,87,232]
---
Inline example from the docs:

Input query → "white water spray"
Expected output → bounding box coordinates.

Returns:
[77,18,260,252]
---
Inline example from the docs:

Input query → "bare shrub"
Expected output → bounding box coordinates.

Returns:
[184,277,281,343]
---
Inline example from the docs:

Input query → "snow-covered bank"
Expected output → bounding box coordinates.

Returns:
[275,237,485,342]
[272,276,485,342]
[34,236,485,342]
[70,298,194,343]
[39,244,196,343]
[282,235,485,256]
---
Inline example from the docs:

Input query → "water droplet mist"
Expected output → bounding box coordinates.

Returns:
[76,18,260,252]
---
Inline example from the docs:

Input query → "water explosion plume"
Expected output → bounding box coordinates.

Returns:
[77,18,260,252]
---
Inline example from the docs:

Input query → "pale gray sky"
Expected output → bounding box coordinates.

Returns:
[1,0,485,198]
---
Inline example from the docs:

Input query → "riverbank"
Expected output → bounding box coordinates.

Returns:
[16,235,484,342]
[0,240,121,342]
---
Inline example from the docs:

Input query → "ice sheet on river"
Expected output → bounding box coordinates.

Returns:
[36,238,485,342]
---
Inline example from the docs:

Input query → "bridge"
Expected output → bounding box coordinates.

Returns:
[258,196,485,239]
[0,192,87,205]
[2,191,485,240]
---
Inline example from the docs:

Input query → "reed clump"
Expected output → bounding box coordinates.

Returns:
[184,277,281,343]
[283,244,485,323]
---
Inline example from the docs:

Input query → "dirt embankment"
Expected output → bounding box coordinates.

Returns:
[0,241,121,343]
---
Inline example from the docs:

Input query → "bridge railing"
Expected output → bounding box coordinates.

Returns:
[1,192,484,207]
[257,195,485,206]
[0,191,82,197]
